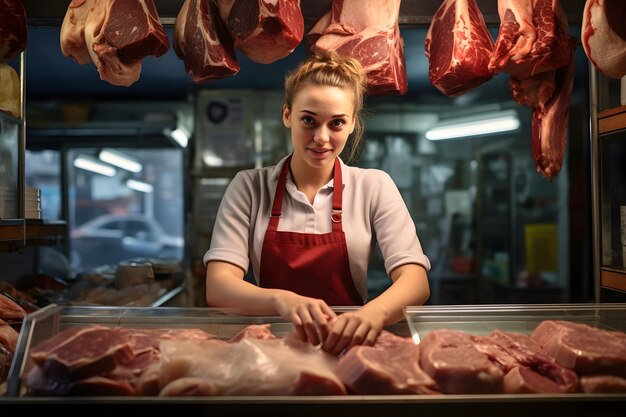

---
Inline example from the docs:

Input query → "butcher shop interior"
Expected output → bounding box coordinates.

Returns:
[1,0,626,413]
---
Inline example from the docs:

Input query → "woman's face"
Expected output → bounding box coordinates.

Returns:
[283,84,355,170]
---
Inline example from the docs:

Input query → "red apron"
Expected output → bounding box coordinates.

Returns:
[259,155,363,306]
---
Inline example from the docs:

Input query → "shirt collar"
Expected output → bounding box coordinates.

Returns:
[270,154,348,190]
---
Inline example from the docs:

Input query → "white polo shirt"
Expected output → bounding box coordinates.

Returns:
[203,155,431,302]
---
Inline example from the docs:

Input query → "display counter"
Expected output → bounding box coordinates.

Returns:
[2,304,625,416]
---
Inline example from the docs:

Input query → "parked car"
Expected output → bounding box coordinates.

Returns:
[70,214,184,272]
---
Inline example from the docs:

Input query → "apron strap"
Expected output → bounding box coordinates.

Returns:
[268,155,343,232]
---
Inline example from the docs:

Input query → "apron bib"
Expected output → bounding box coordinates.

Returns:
[259,156,362,306]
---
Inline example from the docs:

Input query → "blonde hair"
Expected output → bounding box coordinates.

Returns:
[283,50,367,162]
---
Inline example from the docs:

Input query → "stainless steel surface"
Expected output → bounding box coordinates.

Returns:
[590,65,601,303]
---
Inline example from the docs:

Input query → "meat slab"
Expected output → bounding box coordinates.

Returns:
[61,0,170,86]
[0,0,27,63]
[21,320,626,396]
[582,0,626,79]
[216,0,303,65]
[174,0,240,83]
[307,0,407,96]
[425,0,495,97]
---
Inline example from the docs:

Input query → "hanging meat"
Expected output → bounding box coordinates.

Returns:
[489,0,575,78]
[174,0,240,83]
[307,0,407,96]
[491,0,576,181]
[582,0,626,79]
[0,0,27,63]
[215,0,303,65]
[424,0,495,97]
[60,0,170,87]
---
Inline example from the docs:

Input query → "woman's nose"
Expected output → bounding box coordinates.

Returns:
[313,126,330,144]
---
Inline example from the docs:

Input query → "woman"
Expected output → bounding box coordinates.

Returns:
[204,51,430,355]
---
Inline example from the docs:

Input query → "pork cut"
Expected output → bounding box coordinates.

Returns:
[489,0,574,78]
[307,0,407,96]
[582,0,626,79]
[216,0,303,65]
[424,0,495,97]
[0,0,27,63]
[173,0,240,83]
[65,0,170,86]
[333,330,440,395]
[481,330,578,393]
[419,329,505,394]
[531,320,626,377]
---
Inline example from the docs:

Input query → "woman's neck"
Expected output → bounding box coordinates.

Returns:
[289,156,335,204]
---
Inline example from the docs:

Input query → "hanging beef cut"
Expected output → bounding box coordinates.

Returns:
[0,0,27,63]
[216,0,303,65]
[174,0,240,83]
[424,0,495,97]
[582,0,626,79]
[307,0,407,96]
[489,0,575,78]
[60,0,170,86]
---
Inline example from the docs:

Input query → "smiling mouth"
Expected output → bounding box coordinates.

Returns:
[309,148,331,154]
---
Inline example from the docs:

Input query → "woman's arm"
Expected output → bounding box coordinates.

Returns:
[321,263,429,355]
[206,260,337,344]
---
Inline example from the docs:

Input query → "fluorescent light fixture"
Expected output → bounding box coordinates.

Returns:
[98,149,142,173]
[73,155,116,177]
[164,125,190,148]
[126,179,154,193]
[425,110,520,141]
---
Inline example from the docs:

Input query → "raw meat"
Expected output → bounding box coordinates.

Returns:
[425,0,495,97]
[419,329,505,394]
[216,0,303,65]
[530,55,575,181]
[60,0,95,65]
[492,0,576,181]
[333,330,440,395]
[308,0,407,96]
[0,318,19,382]
[173,0,240,83]
[531,320,626,376]
[582,0,626,79]
[579,375,626,393]
[0,292,25,321]
[157,334,346,396]
[76,0,169,86]
[482,330,578,393]
[0,0,27,63]
[489,0,574,78]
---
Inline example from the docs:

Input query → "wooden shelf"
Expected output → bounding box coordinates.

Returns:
[598,105,626,135]
[601,268,626,292]
[0,219,66,251]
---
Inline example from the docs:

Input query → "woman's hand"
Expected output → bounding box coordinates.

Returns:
[321,308,385,356]
[272,292,337,346]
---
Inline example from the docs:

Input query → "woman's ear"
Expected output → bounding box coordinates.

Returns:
[282,104,291,128]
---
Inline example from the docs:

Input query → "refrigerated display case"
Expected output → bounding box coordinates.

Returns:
[2,304,625,416]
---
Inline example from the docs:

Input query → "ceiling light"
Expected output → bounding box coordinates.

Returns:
[425,110,520,141]
[98,149,143,173]
[73,155,116,177]
[164,125,190,148]
[126,179,154,193]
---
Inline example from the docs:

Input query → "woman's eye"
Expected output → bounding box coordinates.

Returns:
[332,119,345,128]
[302,116,314,125]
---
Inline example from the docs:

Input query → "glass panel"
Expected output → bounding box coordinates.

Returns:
[67,148,184,273]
